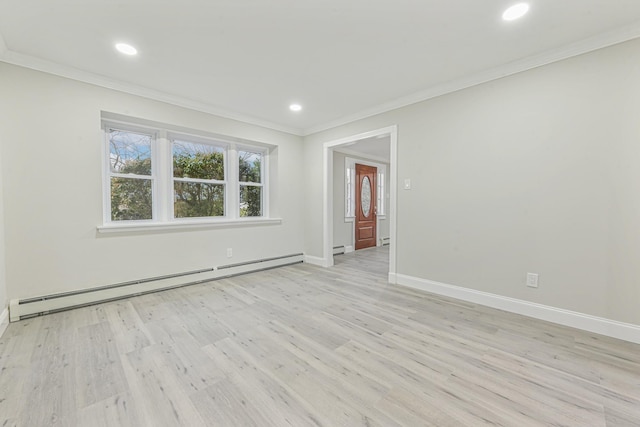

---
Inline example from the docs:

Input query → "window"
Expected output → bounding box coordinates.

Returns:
[102,120,271,229]
[107,129,155,221]
[377,170,385,216]
[239,150,263,217]
[345,163,355,218]
[344,157,386,220]
[172,140,226,218]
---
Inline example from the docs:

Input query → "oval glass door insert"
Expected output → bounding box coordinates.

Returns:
[361,176,371,217]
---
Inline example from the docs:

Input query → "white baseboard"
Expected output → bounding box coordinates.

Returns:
[9,254,303,322]
[395,274,640,345]
[304,255,332,267]
[0,308,9,338]
[388,272,398,285]
[345,245,354,254]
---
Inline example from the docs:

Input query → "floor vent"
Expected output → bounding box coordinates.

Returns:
[10,253,304,322]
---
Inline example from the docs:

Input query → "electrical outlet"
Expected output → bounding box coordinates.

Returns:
[526,273,539,288]
[226,248,233,258]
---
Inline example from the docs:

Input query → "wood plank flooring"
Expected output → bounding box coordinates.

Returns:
[1,246,639,426]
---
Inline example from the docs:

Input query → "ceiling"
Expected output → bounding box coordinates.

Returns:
[1,1,640,135]
[337,136,391,163]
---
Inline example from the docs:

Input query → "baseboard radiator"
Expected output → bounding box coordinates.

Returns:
[333,245,345,255]
[381,237,390,246]
[9,253,304,322]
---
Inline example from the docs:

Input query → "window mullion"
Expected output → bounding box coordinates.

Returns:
[155,131,169,222]
[102,129,111,225]
[227,144,238,218]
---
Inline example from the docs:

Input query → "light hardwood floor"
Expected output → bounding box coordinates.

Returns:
[1,246,639,426]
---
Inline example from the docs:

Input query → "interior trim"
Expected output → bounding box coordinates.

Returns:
[0,48,302,136]
[9,254,303,322]
[395,273,640,345]
[322,125,398,275]
[2,22,640,136]
[304,22,640,135]
[0,308,8,338]
[97,217,283,234]
[303,255,331,268]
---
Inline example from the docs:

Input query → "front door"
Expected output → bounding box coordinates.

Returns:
[355,164,377,250]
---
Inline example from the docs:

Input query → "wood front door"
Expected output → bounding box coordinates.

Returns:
[355,163,377,250]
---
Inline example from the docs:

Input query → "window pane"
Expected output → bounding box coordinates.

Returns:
[109,129,152,175]
[377,172,384,215]
[346,166,355,217]
[240,185,262,217]
[173,140,224,180]
[239,151,261,183]
[110,177,152,221]
[174,182,224,218]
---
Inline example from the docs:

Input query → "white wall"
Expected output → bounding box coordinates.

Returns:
[333,151,390,248]
[304,38,640,326]
[0,133,6,313]
[0,63,304,301]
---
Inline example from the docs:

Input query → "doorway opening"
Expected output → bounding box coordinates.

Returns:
[322,126,397,283]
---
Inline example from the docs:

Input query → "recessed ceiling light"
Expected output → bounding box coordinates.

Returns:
[502,3,530,21]
[115,43,138,56]
[289,104,302,112]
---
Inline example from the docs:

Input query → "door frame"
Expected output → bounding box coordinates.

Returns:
[322,125,398,283]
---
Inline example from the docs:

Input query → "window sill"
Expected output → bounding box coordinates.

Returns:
[97,217,283,234]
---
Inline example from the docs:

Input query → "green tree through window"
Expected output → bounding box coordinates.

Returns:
[239,150,262,217]
[173,140,225,218]
[108,129,153,221]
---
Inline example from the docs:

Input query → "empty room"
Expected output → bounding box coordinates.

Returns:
[1,1,640,426]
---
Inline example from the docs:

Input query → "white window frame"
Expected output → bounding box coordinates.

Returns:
[344,157,387,222]
[237,147,267,218]
[99,118,277,233]
[170,135,228,220]
[102,124,159,225]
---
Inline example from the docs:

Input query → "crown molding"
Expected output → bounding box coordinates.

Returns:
[0,49,305,136]
[303,20,640,136]
[2,21,640,138]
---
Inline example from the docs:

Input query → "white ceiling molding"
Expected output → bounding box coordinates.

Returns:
[2,20,640,138]
[0,47,305,136]
[303,20,640,136]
